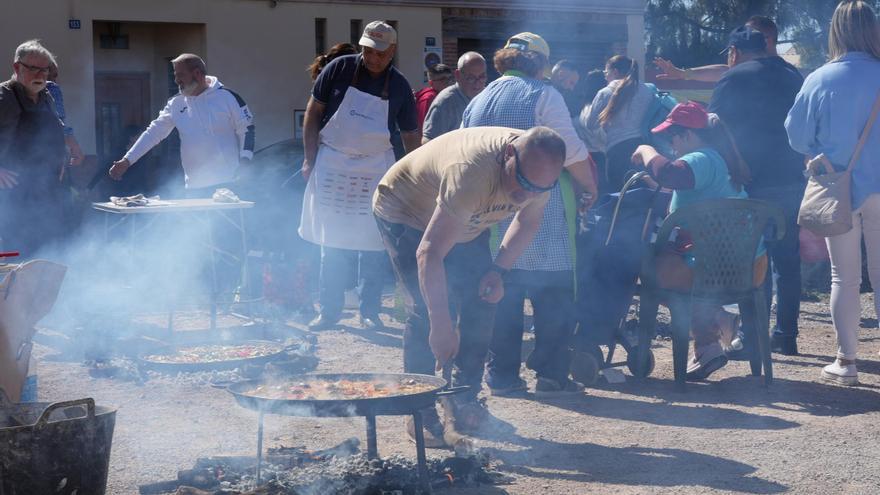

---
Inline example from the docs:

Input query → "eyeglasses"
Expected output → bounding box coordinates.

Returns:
[17,61,51,75]
[461,73,487,84]
[513,147,557,193]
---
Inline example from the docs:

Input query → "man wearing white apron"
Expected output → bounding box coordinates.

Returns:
[300,21,420,330]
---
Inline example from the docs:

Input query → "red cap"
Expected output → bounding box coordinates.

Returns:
[651,101,709,134]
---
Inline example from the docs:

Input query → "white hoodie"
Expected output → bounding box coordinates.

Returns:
[124,76,255,189]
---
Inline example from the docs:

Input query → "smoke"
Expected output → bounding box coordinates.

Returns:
[1,135,320,345]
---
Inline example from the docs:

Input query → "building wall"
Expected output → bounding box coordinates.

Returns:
[0,0,644,155]
[0,0,442,155]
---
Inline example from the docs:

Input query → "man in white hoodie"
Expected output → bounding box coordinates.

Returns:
[109,53,255,195]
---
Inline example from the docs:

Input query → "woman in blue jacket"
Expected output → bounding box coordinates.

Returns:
[785,0,880,386]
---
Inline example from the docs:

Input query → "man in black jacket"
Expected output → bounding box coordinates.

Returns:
[0,40,68,256]
[709,26,805,355]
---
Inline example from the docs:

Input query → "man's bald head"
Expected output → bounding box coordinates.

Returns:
[456,51,487,98]
[504,126,566,203]
[171,53,207,75]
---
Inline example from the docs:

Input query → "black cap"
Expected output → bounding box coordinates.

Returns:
[721,26,766,55]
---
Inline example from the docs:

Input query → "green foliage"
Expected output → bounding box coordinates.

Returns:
[646,0,880,70]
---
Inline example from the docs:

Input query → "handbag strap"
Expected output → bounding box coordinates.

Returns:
[848,90,880,172]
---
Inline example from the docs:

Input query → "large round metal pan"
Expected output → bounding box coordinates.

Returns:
[227,373,467,417]
[138,340,291,374]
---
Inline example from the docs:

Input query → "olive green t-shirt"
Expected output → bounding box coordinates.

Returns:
[373,127,549,242]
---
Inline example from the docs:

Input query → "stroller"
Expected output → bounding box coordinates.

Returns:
[571,172,671,384]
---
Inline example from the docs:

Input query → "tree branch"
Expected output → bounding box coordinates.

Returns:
[654,11,730,34]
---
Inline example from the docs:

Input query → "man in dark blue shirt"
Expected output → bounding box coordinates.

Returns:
[300,21,419,332]
[310,54,418,149]
[709,26,806,355]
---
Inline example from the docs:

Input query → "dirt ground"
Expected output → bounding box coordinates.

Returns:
[32,293,880,495]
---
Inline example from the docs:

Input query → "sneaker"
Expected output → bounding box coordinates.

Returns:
[307,313,339,331]
[716,310,741,349]
[686,343,729,381]
[724,330,745,354]
[534,377,586,397]
[358,314,384,330]
[820,360,858,386]
[406,409,447,448]
[488,376,528,397]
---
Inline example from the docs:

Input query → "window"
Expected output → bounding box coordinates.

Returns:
[350,19,363,46]
[315,18,327,55]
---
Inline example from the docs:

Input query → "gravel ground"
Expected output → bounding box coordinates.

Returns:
[31,293,880,495]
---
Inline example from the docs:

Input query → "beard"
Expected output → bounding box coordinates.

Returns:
[179,80,199,96]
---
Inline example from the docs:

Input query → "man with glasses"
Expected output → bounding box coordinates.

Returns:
[0,40,70,255]
[373,126,566,448]
[421,53,487,143]
[414,63,454,135]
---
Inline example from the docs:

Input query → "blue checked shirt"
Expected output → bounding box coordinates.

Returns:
[462,75,573,272]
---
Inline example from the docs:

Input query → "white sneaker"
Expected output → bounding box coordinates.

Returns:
[820,360,858,386]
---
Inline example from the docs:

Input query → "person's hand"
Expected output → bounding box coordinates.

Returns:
[66,136,85,166]
[0,167,19,189]
[67,139,85,166]
[429,325,460,371]
[631,145,654,166]
[478,270,505,303]
[582,180,598,211]
[109,158,131,181]
[301,159,314,181]
[654,58,686,80]
[641,174,660,189]
[805,154,832,176]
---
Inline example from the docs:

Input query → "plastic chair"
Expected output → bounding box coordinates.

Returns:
[635,198,785,391]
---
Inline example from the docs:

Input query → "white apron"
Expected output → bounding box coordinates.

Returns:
[300,67,394,251]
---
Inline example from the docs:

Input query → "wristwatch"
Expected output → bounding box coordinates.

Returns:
[487,264,509,278]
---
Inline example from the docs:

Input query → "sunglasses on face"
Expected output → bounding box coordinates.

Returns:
[513,147,557,194]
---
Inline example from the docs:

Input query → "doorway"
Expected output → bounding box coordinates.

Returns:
[94,72,150,166]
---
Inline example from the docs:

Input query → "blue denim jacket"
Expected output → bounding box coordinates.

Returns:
[786,52,880,210]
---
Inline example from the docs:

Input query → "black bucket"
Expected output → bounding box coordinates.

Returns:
[0,397,117,495]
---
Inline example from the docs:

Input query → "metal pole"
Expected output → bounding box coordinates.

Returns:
[412,411,430,493]
[255,411,264,487]
[206,212,218,332]
[238,208,250,316]
[365,414,378,459]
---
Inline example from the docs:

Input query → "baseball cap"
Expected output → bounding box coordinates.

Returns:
[359,21,397,51]
[504,32,550,59]
[721,26,766,55]
[651,101,709,134]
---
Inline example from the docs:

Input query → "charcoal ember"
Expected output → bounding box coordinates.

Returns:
[161,449,499,494]
[178,468,221,489]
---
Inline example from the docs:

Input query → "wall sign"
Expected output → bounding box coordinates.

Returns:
[294,109,306,140]
[69,19,81,30]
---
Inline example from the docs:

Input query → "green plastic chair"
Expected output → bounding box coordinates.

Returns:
[635,198,785,391]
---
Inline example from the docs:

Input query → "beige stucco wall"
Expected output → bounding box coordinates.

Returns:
[1,1,645,155]
[0,0,442,154]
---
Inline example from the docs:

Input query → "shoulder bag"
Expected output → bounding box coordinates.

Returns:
[798,90,880,237]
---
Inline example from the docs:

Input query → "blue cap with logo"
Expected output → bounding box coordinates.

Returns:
[721,26,766,55]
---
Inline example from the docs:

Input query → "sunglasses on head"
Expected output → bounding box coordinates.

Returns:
[512,147,557,194]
